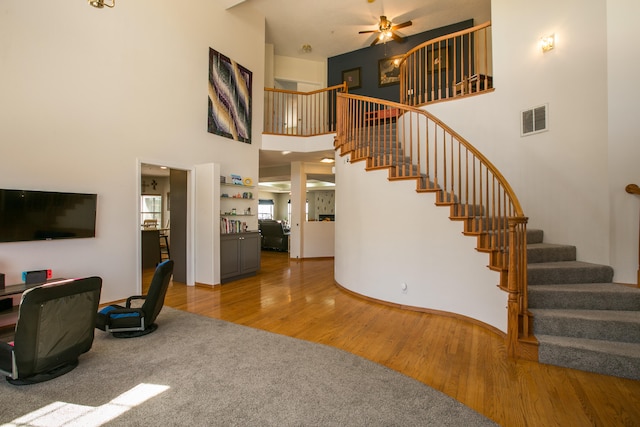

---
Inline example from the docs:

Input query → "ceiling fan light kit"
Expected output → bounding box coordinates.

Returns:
[359,15,412,46]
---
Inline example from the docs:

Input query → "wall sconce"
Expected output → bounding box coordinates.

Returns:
[89,0,115,8]
[540,34,555,52]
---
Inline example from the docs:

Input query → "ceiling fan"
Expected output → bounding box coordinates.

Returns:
[359,15,413,46]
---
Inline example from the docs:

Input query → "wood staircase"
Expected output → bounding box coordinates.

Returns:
[335,96,640,378]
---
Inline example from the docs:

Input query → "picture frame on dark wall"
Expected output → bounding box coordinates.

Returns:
[378,55,403,87]
[342,67,361,90]
[208,47,253,144]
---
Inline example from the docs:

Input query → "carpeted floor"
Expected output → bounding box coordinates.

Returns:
[0,308,496,426]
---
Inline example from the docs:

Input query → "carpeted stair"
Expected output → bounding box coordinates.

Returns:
[527,229,640,380]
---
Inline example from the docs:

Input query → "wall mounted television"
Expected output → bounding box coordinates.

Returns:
[0,189,97,243]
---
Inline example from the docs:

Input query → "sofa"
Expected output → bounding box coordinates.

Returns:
[258,220,290,252]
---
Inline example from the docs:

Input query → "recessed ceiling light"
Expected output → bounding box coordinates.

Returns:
[320,158,335,163]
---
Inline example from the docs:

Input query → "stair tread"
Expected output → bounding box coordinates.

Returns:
[530,308,640,323]
[528,260,612,269]
[536,334,640,358]
[529,282,640,293]
[527,242,576,250]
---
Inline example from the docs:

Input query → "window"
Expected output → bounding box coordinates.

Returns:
[258,199,274,220]
[141,195,162,226]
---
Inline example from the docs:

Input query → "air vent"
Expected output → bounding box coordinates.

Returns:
[521,104,548,136]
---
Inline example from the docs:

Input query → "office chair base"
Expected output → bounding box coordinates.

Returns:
[112,323,158,338]
[6,359,79,385]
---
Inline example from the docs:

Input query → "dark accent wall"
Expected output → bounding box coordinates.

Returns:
[328,20,474,103]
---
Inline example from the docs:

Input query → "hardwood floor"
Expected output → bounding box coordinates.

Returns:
[153,251,640,426]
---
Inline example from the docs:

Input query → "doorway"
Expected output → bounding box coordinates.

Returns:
[140,163,188,283]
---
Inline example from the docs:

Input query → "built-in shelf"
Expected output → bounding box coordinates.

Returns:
[221,183,255,189]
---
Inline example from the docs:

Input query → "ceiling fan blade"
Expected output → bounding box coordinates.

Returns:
[370,37,380,47]
[392,20,412,30]
[391,32,405,43]
[359,30,377,34]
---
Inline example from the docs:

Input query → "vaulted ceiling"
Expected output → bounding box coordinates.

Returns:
[229,0,490,61]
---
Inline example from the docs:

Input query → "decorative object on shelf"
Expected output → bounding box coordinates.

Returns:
[231,174,242,185]
[220,218,249,234]
[220,176,226,184]
[208,48,252,144]
[243,177,253,186]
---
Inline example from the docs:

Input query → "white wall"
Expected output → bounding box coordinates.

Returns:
[0,0,264,301]
[274,55,327,87]
[426,0,623,276]
[303,221,334,258]
[335,156,507,332]
[606,0,640,284]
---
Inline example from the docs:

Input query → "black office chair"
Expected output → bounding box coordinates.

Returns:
[0,277,102,385]
[96,259,174,338]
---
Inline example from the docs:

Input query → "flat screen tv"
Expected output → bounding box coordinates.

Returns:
[0,189,97,243]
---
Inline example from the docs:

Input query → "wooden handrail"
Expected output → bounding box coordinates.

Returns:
[264,83,347,97]
[263,83,347,137]
[335,93,530,357]
[399,22,493,107]
[401,21,492,61]
[626,183,640,287]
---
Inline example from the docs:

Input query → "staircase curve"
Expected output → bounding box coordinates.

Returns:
[334,93,534,360]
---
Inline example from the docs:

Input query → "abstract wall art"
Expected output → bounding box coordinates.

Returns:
[208,48,252,144]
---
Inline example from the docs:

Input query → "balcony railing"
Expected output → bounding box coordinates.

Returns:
[263,83,347,137]
[400,22,493,107]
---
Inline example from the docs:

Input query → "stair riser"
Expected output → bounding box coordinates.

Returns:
[533,314,640,344]
[529,290,640,311]
[538,344,640,381]
[527,229,544,244]
[527,246,576,263]
[482,229,542,247]
[528,266,614,285]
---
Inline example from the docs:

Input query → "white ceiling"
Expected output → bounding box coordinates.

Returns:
[232,0,490,61]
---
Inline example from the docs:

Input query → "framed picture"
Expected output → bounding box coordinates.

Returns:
[208,48,253,144]
[427,45,450,74]
[378,55,403,87]
[342,67,361,90]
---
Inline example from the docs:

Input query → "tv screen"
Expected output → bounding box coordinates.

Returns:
[0,189,97,243]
